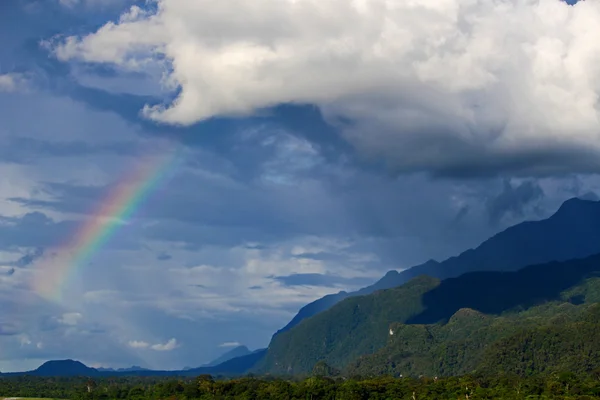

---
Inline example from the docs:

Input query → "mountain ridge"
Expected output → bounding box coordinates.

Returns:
[202,345,252,367]
[259,251,600,375]
[0,349,267,378]
[272,197,600,338]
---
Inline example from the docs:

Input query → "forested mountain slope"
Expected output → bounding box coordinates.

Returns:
[273,197,600,338]
[259,252,600,375]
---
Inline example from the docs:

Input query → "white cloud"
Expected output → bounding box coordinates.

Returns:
[150,338,178,351]
[49,0,600,175]
[128,338,178,351]
[218,341,241,348]
[0,74,27,93]
[57,312,83,326]
[58,0,79,7]
[128,340,150,349]
[18,334,32,347]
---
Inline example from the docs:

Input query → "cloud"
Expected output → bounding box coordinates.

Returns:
[0,212,74,250]
[486,179,545,224]
[0,211,72,249]
[150,338,178,351]
[58,0,79,7]
[18,334,32,347]
[128,338,178,351]
[57,312,83,326]
[0,74,27,93]
[218,341,241,348]
[0,322,20,336]
[6,248,44,268]
[271,273,374,288]
[50,0,600,176]
[127,340,149,349]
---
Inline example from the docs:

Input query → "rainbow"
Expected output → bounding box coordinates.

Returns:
[33,146,184,302]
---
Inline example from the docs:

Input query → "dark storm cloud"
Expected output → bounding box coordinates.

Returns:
[10,182,110,215]
[451,205,470,226]
[157,252,172,261]
[6,248,44,267]
[486,180,545,224]
[0,322,21,336]
[0,212,74,250]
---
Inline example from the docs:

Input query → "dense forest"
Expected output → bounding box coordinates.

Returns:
[3,372,600,399]
[260,253,600,375]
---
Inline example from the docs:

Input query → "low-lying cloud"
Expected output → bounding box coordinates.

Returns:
[128,338,179,351]
[218,341,241,348]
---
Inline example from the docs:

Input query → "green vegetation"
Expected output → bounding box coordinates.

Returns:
[257,275,440,374]
[347,297,600,378]
[5,372,600,399]
[258,253,600,376]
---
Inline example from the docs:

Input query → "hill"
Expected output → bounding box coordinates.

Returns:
[273,197,600,338]
[26,360,101,377]
[258,252,600,375]
[181,349,267,377]
[257,276,440,374]
[347,299,600,378]
[203,345,252,367]
[1,349,267,378]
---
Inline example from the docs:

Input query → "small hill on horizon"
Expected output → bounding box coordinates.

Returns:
[29,360,100,377]
[0,349,267,378]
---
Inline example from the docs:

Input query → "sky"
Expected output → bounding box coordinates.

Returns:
[0,0,599,372]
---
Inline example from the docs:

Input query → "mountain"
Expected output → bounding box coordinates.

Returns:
[98,348,267,377]
[257,276,440,374]
[203,345,252,367]
[346,301,600,378]
[258,251,600,375]
[28,360,101,377]
[1,349,267,378]
[185,349,267,376]
[273,197,600,337]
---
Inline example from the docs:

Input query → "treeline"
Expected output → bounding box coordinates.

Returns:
[3,372,600,400]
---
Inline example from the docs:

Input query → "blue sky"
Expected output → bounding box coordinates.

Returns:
[0,0,599,371]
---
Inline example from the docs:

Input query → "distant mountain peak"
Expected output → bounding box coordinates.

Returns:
[552,196,600,219]
[577,192,599,201]
[564,196,595,204]
[34,359,97,377]
[271,195,600,347]
[203,345,252,367]
[39,359,86,367]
